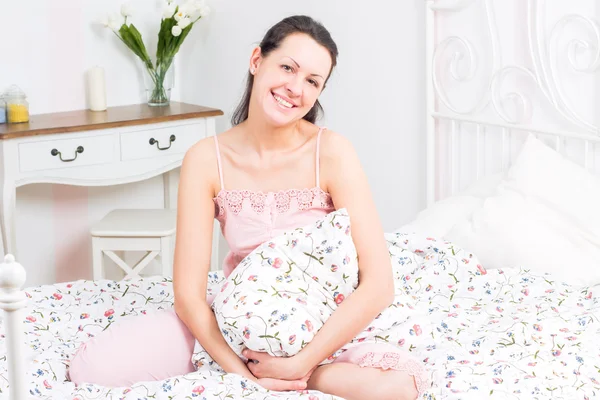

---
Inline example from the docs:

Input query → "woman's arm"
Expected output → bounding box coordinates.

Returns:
[246,131,395,380]
[297,131,395,367]
[173,140,254,378]
[173,139,310,391]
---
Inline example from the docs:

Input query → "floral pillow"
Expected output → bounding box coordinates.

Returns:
[211,208,359,358]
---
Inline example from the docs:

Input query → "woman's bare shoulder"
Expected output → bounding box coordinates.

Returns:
[319,128,357,162]
[185,124,240,164]
[184,136,215,168]
[180,131,231,196]
[318,128,361,192]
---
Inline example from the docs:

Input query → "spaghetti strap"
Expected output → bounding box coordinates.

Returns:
[213,135,225,191]
[315,127,325,189]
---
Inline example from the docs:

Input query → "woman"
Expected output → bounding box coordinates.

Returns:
[69,15,426,400]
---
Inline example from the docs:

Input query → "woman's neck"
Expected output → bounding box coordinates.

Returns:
[242,116,303,155]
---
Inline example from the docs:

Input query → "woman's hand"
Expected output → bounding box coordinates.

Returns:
[244,349,314,381]
[254,376,309,392]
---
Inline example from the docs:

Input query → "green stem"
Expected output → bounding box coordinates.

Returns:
[146,62,171,105]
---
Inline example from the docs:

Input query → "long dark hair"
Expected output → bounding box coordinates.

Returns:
[231,15,338,126]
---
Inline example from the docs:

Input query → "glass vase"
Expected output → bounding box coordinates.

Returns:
[142,62,174,106]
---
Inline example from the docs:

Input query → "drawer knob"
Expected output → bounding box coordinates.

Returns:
[149,134,176,150]
[50,146,84,162]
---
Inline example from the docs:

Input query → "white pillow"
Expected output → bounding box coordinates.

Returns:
[445,186,600,285]
[210,209,359,358]
[398,172,504,238]
[399,196,484,238]
[504,134,600,245]
[445,135,600,286]
[461,171,505,197]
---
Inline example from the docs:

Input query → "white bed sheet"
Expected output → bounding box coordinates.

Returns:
[1,233,599,399]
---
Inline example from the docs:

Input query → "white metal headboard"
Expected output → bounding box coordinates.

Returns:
[425,0,600,206]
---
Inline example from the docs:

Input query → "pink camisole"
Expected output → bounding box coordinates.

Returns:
[212,127,335,278]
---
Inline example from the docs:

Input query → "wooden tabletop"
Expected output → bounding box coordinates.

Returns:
[0,102,224,140]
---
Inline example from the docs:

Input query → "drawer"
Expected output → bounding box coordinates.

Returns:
[119,123,205,162]
[19,134,117,173]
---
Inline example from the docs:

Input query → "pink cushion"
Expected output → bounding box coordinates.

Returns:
[68,309,195,387]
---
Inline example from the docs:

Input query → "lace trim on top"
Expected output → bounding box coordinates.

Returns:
[356,351,429,397]
[214,187,333,216]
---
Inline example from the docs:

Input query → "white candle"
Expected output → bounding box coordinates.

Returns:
[87,66,107,111]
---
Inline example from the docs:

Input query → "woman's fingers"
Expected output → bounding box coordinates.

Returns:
[247,359,260,376]
[300,366,317,382]
[258,378,307,391]
[242,349,264,361]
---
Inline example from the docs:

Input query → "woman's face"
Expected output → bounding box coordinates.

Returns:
[249,33,332,127]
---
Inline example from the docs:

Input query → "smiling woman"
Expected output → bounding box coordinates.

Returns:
[68,14,426,400]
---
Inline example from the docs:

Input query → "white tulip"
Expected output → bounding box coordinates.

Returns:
[179,2,195,17]
[184,0,202,19]
[178,17,191,29]
[172,25,182,36]
[107,13,123,31]
[174,10,186,22]
[162,3,176,18]
[187,8,199,19]
[198,4,210,17]
[120,3,134,18]
[108,20,121,32]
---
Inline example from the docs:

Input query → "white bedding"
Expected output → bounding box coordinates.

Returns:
[402,135,600,286]
[1,233,599,399]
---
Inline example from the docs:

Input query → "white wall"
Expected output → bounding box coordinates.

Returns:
[0,0,426,287]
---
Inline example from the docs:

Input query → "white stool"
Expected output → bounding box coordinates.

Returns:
[91,209,177,280]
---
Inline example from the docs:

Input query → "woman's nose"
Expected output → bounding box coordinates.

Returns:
[285,75,302,97]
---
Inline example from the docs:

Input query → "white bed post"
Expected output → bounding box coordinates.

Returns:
[425,0,436,206]
[0,254,27,400]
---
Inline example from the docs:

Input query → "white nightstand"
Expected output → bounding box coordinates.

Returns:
[0,102,222,273]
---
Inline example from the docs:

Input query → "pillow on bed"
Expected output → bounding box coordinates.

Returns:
[444,135,600,285]
[505,134,600,243]
[398,172,504,238]
[445,187,600,285]
[211,208,359,358]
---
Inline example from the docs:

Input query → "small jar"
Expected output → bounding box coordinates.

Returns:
[5,85,29,124]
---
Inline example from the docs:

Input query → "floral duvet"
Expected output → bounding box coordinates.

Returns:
[1,232,599,400]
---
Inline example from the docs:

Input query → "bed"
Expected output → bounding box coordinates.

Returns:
[2,0,600,399]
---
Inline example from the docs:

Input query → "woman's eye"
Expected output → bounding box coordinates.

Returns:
[308,79,318,87]
[282,65,293,72]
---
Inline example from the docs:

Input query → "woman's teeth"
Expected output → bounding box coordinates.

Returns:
[273,93,294,108]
